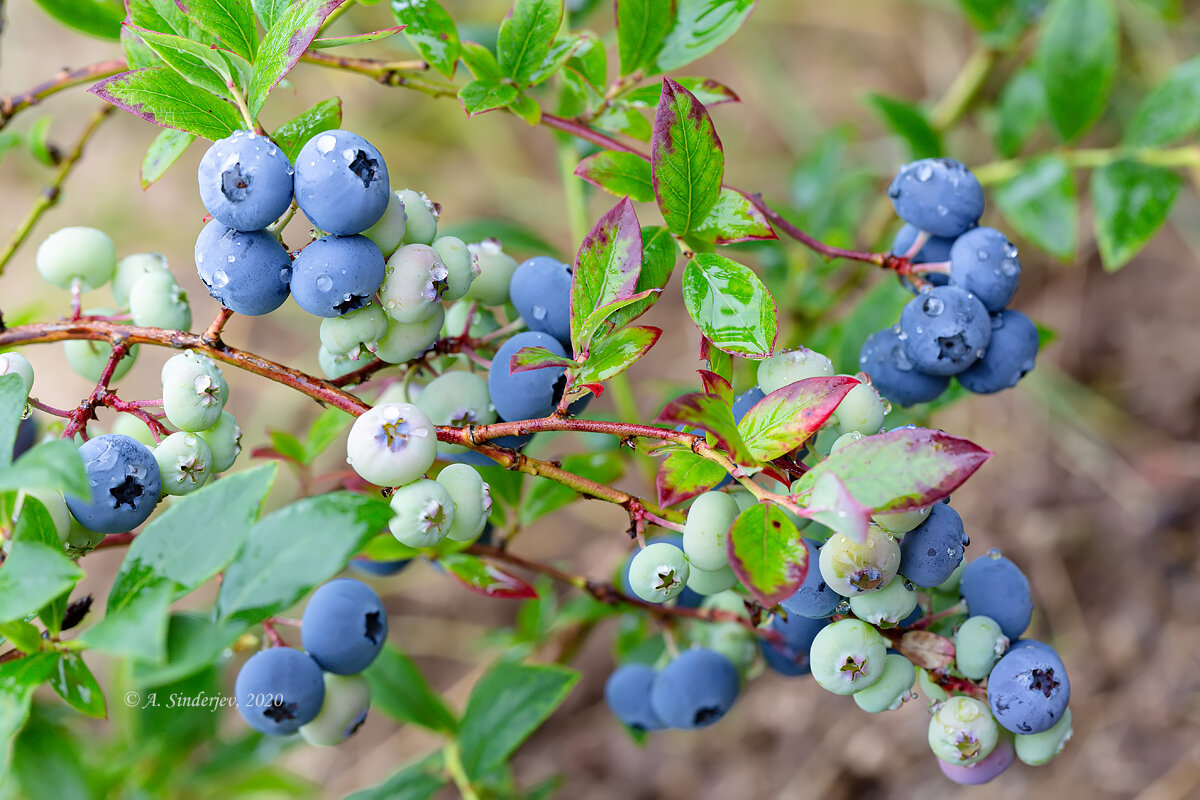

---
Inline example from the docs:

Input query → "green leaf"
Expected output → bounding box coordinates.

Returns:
[48,653,107,718]
[217,492,393,624]
[992,156,1077,262]
[617,0,673,76]
[574,151,654,202]
[651,78,725,236]
[991,67,1045,158]
[27,117,56,167]
[865,94,943,159]
[508,345,580,373]
[0,374,24,470]
[88,67,242,141]
[252,0,290,29]
[520,451,624,524]
[364,646,457,733]
[30,0,123,39]
[653,0,756,74]
[459,80,519,116]
[656,391,754,465]
[527,34,584,87]
[439,553,539,599]
[1125,56,1200,147]
[726,501,807,606]
[795,428,993,513]
[737,376,857,462]
[572,325,661,387]
[625,77,740,109]
[570,197,643,355]
[268,431,306,463]
[565,30,606,90]
[595,103,652,141]
[457,661,579,779]
[1090,160,1181,271]
[955,0,1030,46]
[141,128,196,189]
[125,25,238,99]
[108,464,277,611]
[393,0,461,77]
[497,0,563,84]
[79,580,174,663]
[604,226,675,331]
[460,40,503,81]
[248,0,350,117]
[304,406,353,463]
[656,449,727,507]
[271,97,343,165]
[0,537,82,626]
[0,440,88,498]
[0,621,43,655]
[313,26,406,48]
[508,93,542,125]
[345,754,446,800]
[574,290,660,357]
[184,0,259,61]
[681,253,777,358]
[130,612,248,688]
[10,708,94,800]
[1034,0,1118,141]
[691,187,776,244]
[0,653,61,775]
[127,0,210,40]
[801,471,871,542]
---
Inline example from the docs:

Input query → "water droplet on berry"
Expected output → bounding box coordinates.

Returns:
[916,163,934,182]
[976,249,989,261]
[922,296,945,316]
[935,204,948,217]
[1000,258,1019,276]
[974,348,986,359]
[211,270,229,288]
[532,305,547,321]
[279,267,291,285]
[316,274,333,292]
[895,348,914,371]
[991,314,1005,330]
[316,135,336,155]
[986,547,1001,559]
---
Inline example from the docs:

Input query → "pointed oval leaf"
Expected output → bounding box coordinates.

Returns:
[312,26,406,48]
[179,0,258,61]
[459,80,519,115]
[692,187,777,244]
[625,77,740,109]
[656,391,753,466]
[1125,56,1200,147]
[271,97,343,164]
[651,78,725,235]
[681,253,777,358]
[573,325,661,385]
[571,197,644,354]
[653,0,756,73]
[737,375,858,462]
[89,67,242,140]
[124,25,237,98]
[1034,0,1118,141]
[574,151,654,202]
[141,128,196,189]
[248,0,349,116]
[48,654,107,719]
[1091,160,1181,271]
[364,645,457,733]
[603,226,676,331]
[993,156,1077,262]
[865,93,943,159]
[497,0,563,85]
[800,472,872,543]
[616,0,673,76]
[30,0,123,39]
[440,553,539,599]
[656,449,728,507]
[509,346,580,374]
[393,0,461,77]
[727,501,808,606]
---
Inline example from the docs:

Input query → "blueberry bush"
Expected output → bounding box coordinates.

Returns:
[0,0,1193,796]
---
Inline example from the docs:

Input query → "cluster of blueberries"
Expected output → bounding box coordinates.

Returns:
[860,158,1040,407]
[234,578,387,745]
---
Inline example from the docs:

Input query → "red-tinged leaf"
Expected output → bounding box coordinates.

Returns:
[726,501,808,606]
[794,428,994,513]
[656,392,754,466]
[697,369,733,405]
[574,151,654,202]
[651,78,725,236]
[625,77,741,109]
[799,472,872,544]
[692,187,777,244]
[656,450,728,507]
[509,346,580,374]
[737,376,858,462]
[576,288,660,353]
[247,0,349,116]
[572,325,661,386]
[571,197,643,355]
[579,382,605,399]
[602,225,675,332]
[700,336,733,385]
[89,67,241,140]
[895,630,955,670]
[440,553,539,599]
[311,25,405,48]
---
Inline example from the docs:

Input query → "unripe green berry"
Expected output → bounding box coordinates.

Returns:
[130,271,191,331]
[685,563,737,595]
[830,430,864,453]
[109,413,158,448]
[682,491,739,571]
[757,347,834,395]
[388,478,455,547]
[818,527,901,595]
[853,653,917,712]
[442,301,499,339]
[299,673,371,747]
[916,667,950,703]
[374,306,444,364]
[380,243,447,324]
[362,191,406,257]
[196,410,242,473]
[809,618,888,695]
[463,239,518,306]
[36,226,116,291]
[161,351,228,432]
[318,345,366,379]
[436,463,492,542]
[849,575,918,627]
[928,696,1000,766]
[320,304,389,356]
[346,402,437,487]
[414,370,495,455]
[431,236,478,302]
[874,504,931,535]
[627,542,690,603]
[112,252,169,308]
[0,352,34,400]
[954,615,1009,680]
[1014,709,1073,766]
[154,432,214,495]
[64,321,139,382]
[831,378,886,434]
[395,188,438,246]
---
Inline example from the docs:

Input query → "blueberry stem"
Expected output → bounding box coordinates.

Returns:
[442,742,482,800]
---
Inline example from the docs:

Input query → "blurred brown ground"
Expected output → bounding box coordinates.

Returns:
[2,1,1199,798]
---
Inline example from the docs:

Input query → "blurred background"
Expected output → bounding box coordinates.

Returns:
[2,0,1199,797]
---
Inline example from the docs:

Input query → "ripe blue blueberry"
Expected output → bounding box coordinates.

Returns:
[349,557,411,576]
[194,220,291,316]
[487,331,569,422]
[300,673,371,747]
[858,327,950,407]
[197,130,294,232]
[290,235,385,318]
[898,286,992,376]
[301,578,389,674]
[891,223,955,265]
[780,539,842,618]
[949,227,1021,313]
[731,386,765,424]
[887,158,984,238]
[957,309,1039,394]
[959,551,1033,639]
[649,648,740,729]
[65,434,161,534]
[938,735,1015,784]
[13,417,36,460]
[759,612,829,676]
[234,647,326,736]
[604,663,665,731]
[294,130,390,235]
[509,256,572,349]
[987,640,1070,734]
[898,503,967,587]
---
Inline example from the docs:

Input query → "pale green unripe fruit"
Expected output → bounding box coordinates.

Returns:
[110,413,158,448]
[0,352,34,400]
[112,252,169,308]
[818,527,901,595]
[954,615,1009,680]
[318,345,366,379]
[64,321,139,382]
[415,370,495,455]
[299,673,371,747]
[320,304,389,356]
[1014,709,1073,766]
[395,188,439,246]
[346,403,437,487]
[928,696,1000,766]
[362,191,406,257]
[831,378,886,434]
[700,590,746,616]
[130,271,191,331]
[849,575,918,626]
[853,653,916,712]
[374,306,444,364]
[443,302,499,339]
[627,542,690,603]
[197,410,242,473]
[154,432,214,496]
[685,563,737,595]
[682,491,739,571]
[376,382,413,406]
[381,244,449,324]
[698,620,756,675]
[874,504,931,535]
[432,236,478,302]
[65,515,106,554]
[162,351,228,432]
[757,347,834,394]
[917,667,950,703]
[830,430,864,454]
[15,489,71,544]
[436,463,492,542]
[36,226,116,291]
[809,618,887,695]
[388,478,455,547]
[463,239,518,306]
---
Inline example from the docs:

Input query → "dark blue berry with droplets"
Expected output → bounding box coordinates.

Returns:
[899,503,967,587]
[509,256,573,349]
[887,158,984,238]
[649,648,740,729]
[487,331,570,422]
[859,327,950,406]
[958,310,1039,394]
[65,434,161,534]
[892,223,955,265]
[898,285,992,376]
[949,227,1022,313]
[293,130,390,235]
[234,647,326,736]
[781,539,842,618]
[197,130,294,232]
[194,220,292,316]
[290,235,385,318]
[301,578,388,674]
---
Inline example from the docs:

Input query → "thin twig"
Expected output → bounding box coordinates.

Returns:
[0,59,126,131]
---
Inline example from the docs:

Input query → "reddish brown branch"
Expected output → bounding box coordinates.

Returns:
[0,59,126,131]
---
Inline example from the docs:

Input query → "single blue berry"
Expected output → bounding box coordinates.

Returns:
[604,664,665,731]
[898,503,967,587]
[509,256,572,349]
[759,613,829,676]
[290,235,385,318]
[898,286,992,376]
[949,227,1022,313]
[858,327,949,407]
[487,331,569,422]
[887,158,984,238]
[197,130,294,232]
[301,578,388,674]
[960,551,1033,639]
[957,310,1039,394]
[891,223,955,265]
[65,434,161,534]
[234,647,326,735]
[649,648,740,728]
[13,417,36,460]
[780,539,842,618]
[349,556,411,576]
[194,220,291,316]
[987,640,1070,734]
[731,386,765,424]
[294,130,390,234]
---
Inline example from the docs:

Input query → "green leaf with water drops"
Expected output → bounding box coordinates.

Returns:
[681,253,777,358]
[726,501,808,606]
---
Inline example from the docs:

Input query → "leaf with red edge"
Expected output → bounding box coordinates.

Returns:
[311,25,405,48]
[248,0,349,116]
[571,197,643,356]
[656,450,728,507]
[509,346,580,374]
[88,67,241,140]
[574,151,654,202]
[576,288,660,353]
[794,427,993,513]
[697,369,733,405]
[798,472,872,544]
[726,501,808,606]
[573,325,660,385]
[700,337,733,386]
[651,78,725,235]
[656,392,754,466]
[692,187,777,244]
[895,630,955,670]
[440,553,539,599]
[737,376,858,462]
